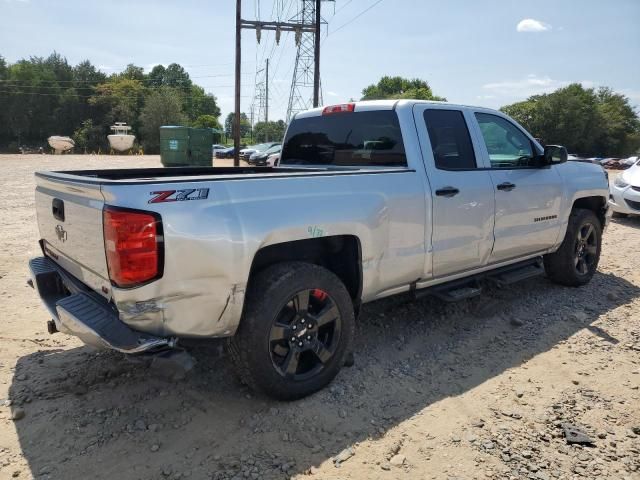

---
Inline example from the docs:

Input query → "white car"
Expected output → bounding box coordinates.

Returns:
[609,158,640,216]
[265,152,280,166]
[212,144,226,158]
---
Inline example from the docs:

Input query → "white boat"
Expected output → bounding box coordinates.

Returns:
[107,122,136,152]
[47,136,75,154]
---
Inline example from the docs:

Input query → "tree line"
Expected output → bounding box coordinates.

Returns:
[361,76,640,157]
[0,53,222,153]
[1,54,638,157]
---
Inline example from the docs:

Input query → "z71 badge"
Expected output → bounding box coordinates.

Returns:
[148,188,209,204]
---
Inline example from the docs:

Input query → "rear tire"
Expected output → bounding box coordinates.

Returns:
[228,262,355,400]
[543,208,602,287]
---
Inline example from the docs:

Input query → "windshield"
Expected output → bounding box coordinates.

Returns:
[280,110,407,167]
[264,144,281,155]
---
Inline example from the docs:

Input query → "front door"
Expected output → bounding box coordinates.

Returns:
[471,112,563,263]
[413,105,496,278]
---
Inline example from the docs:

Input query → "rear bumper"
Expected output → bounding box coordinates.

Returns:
[29,256,173,354]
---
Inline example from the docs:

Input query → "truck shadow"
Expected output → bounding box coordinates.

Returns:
[8,271,638,479]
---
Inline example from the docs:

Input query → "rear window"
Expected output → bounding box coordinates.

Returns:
[280,110,407,167]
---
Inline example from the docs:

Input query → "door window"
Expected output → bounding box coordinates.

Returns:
[423,110,477,170]
[475,113,538,168]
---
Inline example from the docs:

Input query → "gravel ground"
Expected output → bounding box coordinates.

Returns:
[0,154,638,480]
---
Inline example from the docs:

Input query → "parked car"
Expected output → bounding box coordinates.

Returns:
[240,142,280,161]
[28,100,610,400]
[212,144,226,158]
[265,152,280,167]
[216,146,235,158]
[248,144,281,165]
[609,158,640,217]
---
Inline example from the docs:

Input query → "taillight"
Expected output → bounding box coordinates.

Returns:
[103,206,163,288]
[322,103,355,115]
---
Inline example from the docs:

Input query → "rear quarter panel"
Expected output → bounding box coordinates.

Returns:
[102,170,427,337]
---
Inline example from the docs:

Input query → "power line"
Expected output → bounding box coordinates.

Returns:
[0,89,253,99]
[0,72,254,85]
[329,0,383,35]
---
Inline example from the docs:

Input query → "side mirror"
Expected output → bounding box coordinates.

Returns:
[544,145,568,165]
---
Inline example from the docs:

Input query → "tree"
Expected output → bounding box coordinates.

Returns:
[73,119,105,152]
[192,114,222,130]
[253,120,286,142]
[184,85,220,121]
[361,76,446,101]
[139,87,187,152]
[224,112,251,138]
[501,84,640,157]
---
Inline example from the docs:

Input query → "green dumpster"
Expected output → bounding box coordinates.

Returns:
[160,126,190,167]
[188,128,214,166]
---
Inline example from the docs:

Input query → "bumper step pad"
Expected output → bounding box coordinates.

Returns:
[29,256,171,354]
[56,293,170,353]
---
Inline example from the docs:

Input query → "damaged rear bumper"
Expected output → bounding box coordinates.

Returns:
[28,256,174,354]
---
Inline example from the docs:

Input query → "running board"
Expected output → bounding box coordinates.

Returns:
[413,257,544,303]
[415,280,482,303]
[485,260,544,287]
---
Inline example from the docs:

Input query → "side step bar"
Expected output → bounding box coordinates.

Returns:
[414,257,544,303]
[485,259,544,287]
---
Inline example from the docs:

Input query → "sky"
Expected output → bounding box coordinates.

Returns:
[1,0,639,122]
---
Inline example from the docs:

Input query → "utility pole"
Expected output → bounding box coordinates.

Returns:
[265,58,269,124]
[313,0,321,107]
[234,0,242,166]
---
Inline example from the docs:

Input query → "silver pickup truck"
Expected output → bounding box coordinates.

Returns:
[29,100,610,399]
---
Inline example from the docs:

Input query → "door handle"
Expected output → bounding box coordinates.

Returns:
[497,182,516,192]
[435,186,460,197]
[52,198,65,221]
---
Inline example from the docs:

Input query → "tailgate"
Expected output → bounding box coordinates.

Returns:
[35,174,112,298]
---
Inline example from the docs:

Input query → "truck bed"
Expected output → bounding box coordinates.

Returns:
[34,166,336,182]
[35,165,411,184]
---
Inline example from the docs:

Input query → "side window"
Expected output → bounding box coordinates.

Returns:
[475,113,536,168]
[423,109,477,170]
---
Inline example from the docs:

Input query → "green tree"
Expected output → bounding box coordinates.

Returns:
[192,114,222,130]
[90,77,147,135]
[139,87,187,152]
[224,112,251,138]
[184,85,220,121]
[361,76,446,101]
[73,119,105,152]
[253,120,286,142]
[501,83,640,156]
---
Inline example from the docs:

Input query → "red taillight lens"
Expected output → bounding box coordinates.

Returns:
[322,103,355,115]
[103,207,163,288]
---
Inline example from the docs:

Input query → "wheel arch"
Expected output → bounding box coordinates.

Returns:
[248,235,363,307]
[571,195,608,227]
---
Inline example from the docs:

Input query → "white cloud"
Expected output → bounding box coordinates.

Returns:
[516,18,551,33]
[327,91,339,97]
[482,74,573,97]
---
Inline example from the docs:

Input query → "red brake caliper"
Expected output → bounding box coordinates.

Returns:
[311,289,328,302]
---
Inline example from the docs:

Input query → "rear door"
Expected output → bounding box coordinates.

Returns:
[413,105,495,278]
[470,112,563,262]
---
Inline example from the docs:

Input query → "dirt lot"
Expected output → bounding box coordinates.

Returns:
[0,154,639,480]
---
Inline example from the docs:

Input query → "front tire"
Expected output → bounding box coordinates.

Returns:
[228,262,355,400]
[544,208,602,287]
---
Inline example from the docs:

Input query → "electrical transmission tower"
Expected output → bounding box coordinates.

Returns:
[253,58,269,125]
[286,0,324,123]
